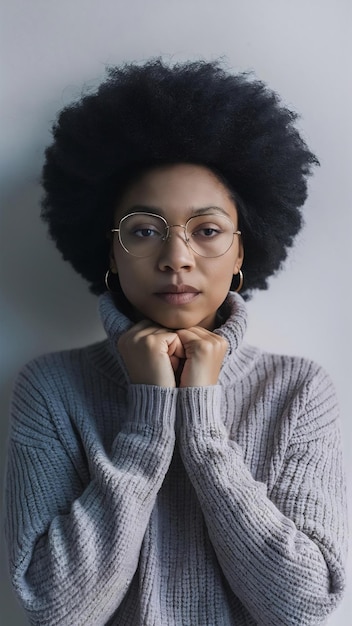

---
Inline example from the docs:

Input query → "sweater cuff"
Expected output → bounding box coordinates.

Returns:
[177,386,226,437]
[123,384,178,434]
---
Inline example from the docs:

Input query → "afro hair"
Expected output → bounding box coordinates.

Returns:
[41,58,319,297]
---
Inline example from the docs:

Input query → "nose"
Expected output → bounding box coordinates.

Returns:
[157,226,196,272]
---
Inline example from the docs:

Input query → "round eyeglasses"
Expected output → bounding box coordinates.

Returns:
[111,212,241,258]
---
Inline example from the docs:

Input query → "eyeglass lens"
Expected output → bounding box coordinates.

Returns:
[119,213,235,258]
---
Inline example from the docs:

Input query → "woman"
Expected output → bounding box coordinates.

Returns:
[5,59,347,625]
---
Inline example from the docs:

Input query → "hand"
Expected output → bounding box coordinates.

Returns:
[176,327,228,387]
[118,320,185,387]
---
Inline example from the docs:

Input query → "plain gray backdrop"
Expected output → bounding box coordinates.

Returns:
[1,1,351,624]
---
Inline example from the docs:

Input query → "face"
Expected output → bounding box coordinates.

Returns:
[110,164,244,330]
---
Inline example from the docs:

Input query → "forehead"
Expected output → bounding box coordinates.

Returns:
[114,163,238,220]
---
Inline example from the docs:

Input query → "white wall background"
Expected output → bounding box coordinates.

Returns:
[1,1,351,624]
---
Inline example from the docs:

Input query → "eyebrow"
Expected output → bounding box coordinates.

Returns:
[119,205,232,218]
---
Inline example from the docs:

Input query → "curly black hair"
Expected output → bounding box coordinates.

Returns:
[41,58,319,298]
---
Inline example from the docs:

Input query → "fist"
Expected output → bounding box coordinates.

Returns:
[118,320,185,387]
[176,327,228,387]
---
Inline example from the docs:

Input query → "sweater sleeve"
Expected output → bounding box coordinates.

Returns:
[5,363,177,626]
[177,367,347,626]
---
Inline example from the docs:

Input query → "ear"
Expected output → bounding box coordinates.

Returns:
[233,237,244,276]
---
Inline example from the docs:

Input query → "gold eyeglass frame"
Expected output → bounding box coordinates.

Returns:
[111,211,241,258]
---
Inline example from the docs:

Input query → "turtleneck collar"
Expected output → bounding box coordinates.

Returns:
[97,290,248,385]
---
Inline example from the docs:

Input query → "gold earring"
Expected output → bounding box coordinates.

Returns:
[235,269,244,293]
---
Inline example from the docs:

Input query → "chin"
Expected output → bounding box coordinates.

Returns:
[156,318,194,330]
[145,310,195,329]
[131,301,215,330]
[152,311,214,331]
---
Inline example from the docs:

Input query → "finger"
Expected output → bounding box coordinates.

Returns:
[166,334,184,357]
[185,326,213,335]
[138,330,182,358]
[170,355,182,372]
[177,326,228,346]
[176,329,228,363]
[176,327,216,347]
[123,322,171,343]
[177,326,212,339]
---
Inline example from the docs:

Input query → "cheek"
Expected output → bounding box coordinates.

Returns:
[115,255,146,296]
[211,256,237,283]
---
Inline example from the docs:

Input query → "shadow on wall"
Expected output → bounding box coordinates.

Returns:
[0,151,103,625]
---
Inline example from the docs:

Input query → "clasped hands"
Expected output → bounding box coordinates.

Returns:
[118,320,228,387]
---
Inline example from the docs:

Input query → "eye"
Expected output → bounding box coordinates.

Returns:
[132,226,162,238]
[191,223,223,239]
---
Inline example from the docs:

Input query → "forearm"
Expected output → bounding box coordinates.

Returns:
[178,386,346,626]
[6,385,177,626]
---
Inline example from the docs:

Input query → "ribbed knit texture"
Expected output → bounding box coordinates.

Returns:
[4,292,347,626]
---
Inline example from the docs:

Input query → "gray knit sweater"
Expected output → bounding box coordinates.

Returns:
[5,292,347,626]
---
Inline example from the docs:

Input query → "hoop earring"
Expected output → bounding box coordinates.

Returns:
[105,269,118,292]
[234,269,243,293]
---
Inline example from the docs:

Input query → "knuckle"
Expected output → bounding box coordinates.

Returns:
[219,336,228,349]
[144,334,157,350]
[201,341,213,355]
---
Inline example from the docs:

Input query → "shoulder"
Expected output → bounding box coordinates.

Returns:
[243,344,332,389]
[10,341,111,445]
[259,350,330,388]
[254,350,339,436]
[265,351,336,402]
[12,340,111,400]
[240,345,338,411]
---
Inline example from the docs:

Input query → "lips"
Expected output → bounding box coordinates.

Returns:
[156,284,199,294]
[155,284,200,305]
